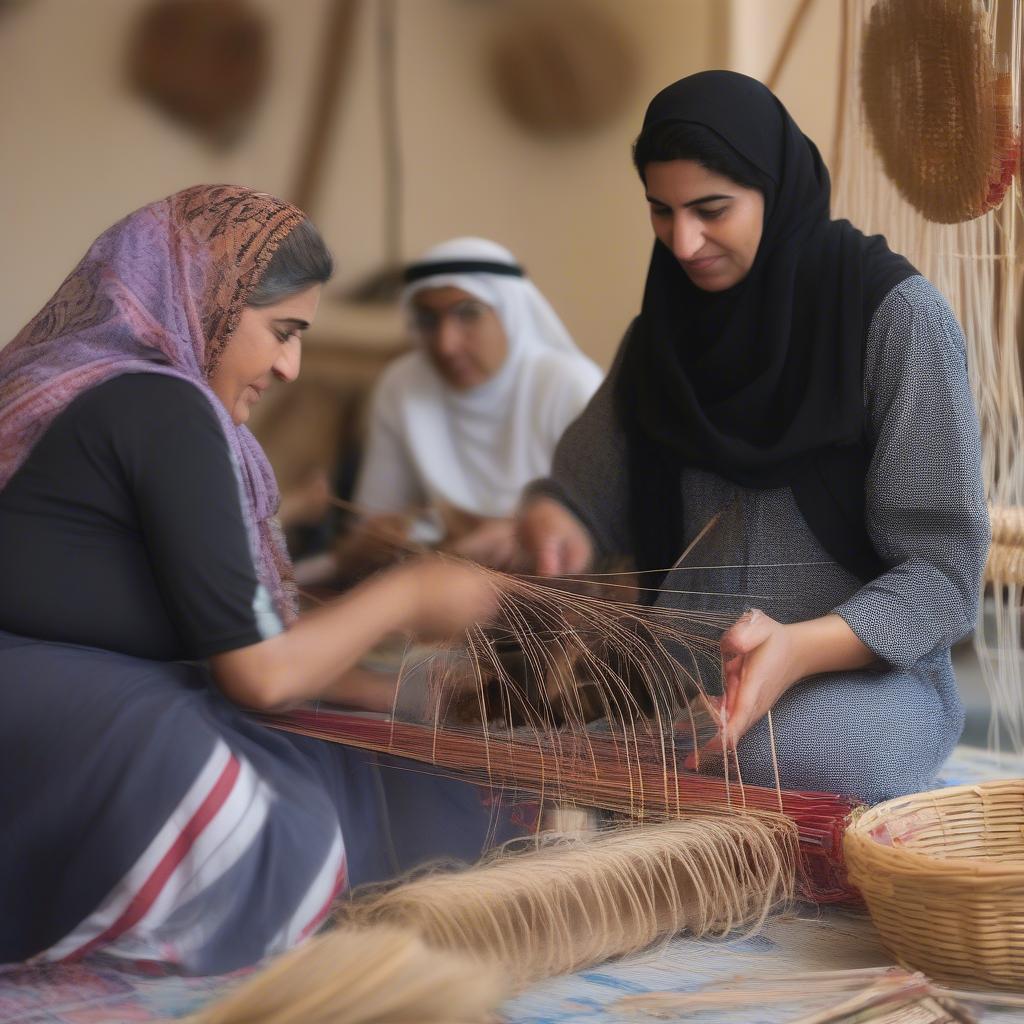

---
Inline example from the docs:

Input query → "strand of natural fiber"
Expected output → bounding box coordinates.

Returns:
[179,924,506,1024]
[990,504,1024,546]
[337,816,797,990]
[987,542,1024,585]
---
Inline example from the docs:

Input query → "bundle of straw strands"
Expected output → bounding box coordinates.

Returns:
[181,924,507,1024]
[336,814,796,988]
[183,815,797,1023]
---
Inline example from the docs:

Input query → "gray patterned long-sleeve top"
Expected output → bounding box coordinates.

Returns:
[534,275,990,673]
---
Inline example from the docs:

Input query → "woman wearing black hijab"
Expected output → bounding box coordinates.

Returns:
[521,71,989,803]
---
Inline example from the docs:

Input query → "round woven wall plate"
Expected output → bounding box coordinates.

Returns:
[127,0,269,147]
[489,0,637,138]
[860,0,1018,223]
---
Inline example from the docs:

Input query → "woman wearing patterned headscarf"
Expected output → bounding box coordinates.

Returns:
[349,237,602,567]
[520,72,990,804]
[0,187,503,972]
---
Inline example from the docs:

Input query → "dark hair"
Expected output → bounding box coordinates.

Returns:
[632,120,770,194]
[247,218,334,306]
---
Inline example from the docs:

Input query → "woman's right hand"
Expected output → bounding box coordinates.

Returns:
[213,555,499,711]
[517,497,594,576]
[443,516,523,570]
[393,556,501,640]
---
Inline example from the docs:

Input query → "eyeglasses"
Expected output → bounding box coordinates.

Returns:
[410,299,489,337]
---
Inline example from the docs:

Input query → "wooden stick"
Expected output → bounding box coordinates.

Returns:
[766,0,818,91]
[291,0,360,215]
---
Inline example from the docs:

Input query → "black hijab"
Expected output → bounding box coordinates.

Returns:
[618,71,917,586]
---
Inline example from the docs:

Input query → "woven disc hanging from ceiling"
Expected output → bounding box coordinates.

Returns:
[860,0,1018,223]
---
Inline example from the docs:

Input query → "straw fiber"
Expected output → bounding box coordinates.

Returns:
[182,924,507,1024]
[988,505,1024,584]
[338,816,797,990]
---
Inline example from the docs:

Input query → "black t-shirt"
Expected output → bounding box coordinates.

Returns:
[0,374,279,661]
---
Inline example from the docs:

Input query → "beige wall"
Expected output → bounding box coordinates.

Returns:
[0,1,327,341]
[1,0,733,368]
[726,0,842,169]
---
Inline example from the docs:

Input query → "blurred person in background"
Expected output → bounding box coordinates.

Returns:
[340,237,602,574]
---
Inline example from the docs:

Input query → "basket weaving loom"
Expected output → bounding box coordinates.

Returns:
[278,544,866,905]
[267,705,861,904]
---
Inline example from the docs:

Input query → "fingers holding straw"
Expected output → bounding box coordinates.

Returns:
[394,554,504,642]
[685,609,801,770]
[517,497,594,576]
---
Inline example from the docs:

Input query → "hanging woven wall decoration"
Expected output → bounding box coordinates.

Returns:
[860,0,1018,223]
[126,0,269,148]
[488,0,638,137]
[836,0,1024,749]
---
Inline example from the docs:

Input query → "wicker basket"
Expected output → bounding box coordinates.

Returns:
[844,779,1024,988]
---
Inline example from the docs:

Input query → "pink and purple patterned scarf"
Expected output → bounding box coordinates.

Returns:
[0,185,306,623]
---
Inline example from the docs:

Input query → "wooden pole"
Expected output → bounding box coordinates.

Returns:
[291,0,360,216]
[765,0,817,92]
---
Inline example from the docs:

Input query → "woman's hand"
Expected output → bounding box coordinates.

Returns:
[211,555,499,711]
[443,517,522,569]
[393,556,501,640]
[518,497,594,576]
[710,610,803,755]
[688,610,876,765]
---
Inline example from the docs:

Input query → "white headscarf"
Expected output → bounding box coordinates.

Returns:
[367,237,601,525]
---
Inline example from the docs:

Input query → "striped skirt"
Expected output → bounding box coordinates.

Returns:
[0,631,512,974]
